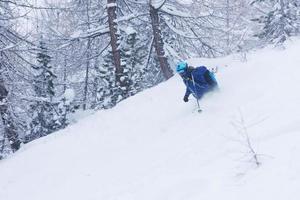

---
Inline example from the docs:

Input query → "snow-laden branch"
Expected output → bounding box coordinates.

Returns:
[160,4,213,18]
[70,26,109,40]
[115,13,148,23]
[0,44,16,52]
[0,0,73,10]
[107,3,117,8]
[150,0,167,9]
[125,0,147,5]
[163,18,197,39]
[164,43,181,60]
[69,12,147,40]
[160,4,192,18]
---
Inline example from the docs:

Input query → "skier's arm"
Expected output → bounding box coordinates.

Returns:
[184,86,191,99]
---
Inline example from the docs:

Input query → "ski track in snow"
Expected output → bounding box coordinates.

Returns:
[1,39,300,200]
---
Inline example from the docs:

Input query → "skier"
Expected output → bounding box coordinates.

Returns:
[176,61,218,103]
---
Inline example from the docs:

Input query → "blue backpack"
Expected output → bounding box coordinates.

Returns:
[203,68,218,87]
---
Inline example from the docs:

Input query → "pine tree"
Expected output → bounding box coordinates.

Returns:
[94,50,117,109]
[119,26,148,97]
[93,26,148,109]
[0,79,21,155]
[33,41,55,98]
[26,41,66,142]
[252,0,299,44]
[0,1,24,156]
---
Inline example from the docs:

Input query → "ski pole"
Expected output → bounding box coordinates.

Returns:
[195,97,201,112]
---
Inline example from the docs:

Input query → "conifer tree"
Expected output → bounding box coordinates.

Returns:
[94,27,148,108]
[94,50,117,109]
[119,26,147,97]
[252,0,299,44]
[27,41,66,142]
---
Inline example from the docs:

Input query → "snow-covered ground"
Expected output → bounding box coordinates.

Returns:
[1,39,300,200]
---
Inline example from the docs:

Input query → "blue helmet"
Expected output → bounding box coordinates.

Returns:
[176,61,188,73]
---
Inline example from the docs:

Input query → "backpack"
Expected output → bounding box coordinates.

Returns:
[204,69,217,86]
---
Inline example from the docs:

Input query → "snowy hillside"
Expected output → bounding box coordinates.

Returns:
[1,39,300,200]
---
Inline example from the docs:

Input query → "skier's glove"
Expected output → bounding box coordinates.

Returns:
[183,95,189,102]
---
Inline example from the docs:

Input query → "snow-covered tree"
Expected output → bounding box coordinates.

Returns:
[0,76,21,155]
[119,26,148,96]
[94,49,117,109]
[0,1,28,157]
[252,0,300,45]
[26,41,66,142]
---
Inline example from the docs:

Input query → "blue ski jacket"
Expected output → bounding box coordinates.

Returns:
[181,66,218,100]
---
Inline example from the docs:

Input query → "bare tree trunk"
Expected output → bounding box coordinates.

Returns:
[63,55,67,93]
[83,0,91,110]
[149,3,173,80]
[0,139,4,159]
[107,0,123,85]
[0,77,20,152]
[226,0,231,54]
[83,38,91,110]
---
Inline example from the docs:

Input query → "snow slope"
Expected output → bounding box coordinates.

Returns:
[1,40,300,200]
